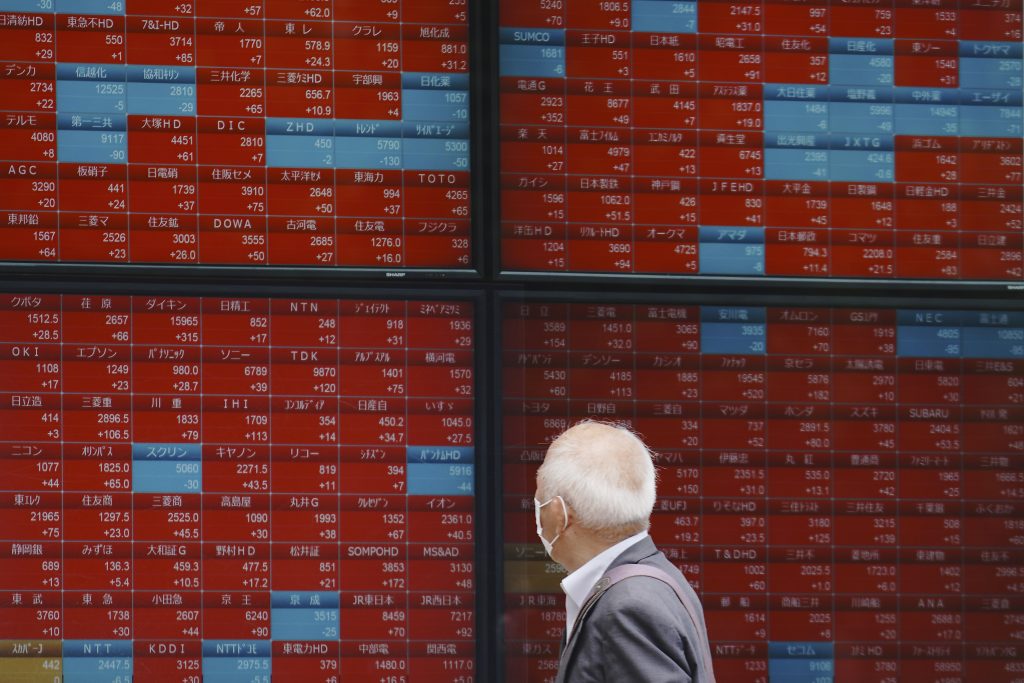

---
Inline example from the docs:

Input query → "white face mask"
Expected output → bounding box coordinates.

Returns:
[534,495,568,557]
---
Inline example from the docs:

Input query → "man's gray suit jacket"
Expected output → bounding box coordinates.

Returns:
[554,536,712,683]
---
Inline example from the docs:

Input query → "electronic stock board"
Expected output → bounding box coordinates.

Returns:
[0,290,478,681]
[0,0,472,272]
[1,0,1023,681]
[499,0,1023,281]
[503,296,1024,682]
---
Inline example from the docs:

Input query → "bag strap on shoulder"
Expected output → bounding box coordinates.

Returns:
[573,564,717,683]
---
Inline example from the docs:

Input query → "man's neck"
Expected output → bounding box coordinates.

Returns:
[560,534,625,574]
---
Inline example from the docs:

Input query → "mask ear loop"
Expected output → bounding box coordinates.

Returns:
[555,495,569,535]
[536,495,570,541]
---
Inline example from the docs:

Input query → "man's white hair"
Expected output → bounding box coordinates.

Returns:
[537,420,657,536]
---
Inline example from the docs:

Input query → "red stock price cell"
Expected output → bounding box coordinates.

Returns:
[202,592,272,640]
[635,146,699,190]
[264,20,332,69]
[125,16,197,66]
[1,444,60,493]
[402,24,469,73]
[63,591,132,640]
[0,14,55,62]
[195,17,263,68]
[705,595,770,643]
[56,15,126,65]
[499,78,567,129]
[270,643,338,683]
[0,113,57,163]
[266,217,336,266]
[634,33,699,80]
[699,179,764,226]
[194,116,265,165]
[128,164,198,214]
[564,132,631,176]
[336,72,404,120]
[765,180,829,228]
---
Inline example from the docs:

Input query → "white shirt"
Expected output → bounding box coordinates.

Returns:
[560,530,649,639]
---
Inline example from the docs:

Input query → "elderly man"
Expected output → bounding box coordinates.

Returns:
[535,420,716,683]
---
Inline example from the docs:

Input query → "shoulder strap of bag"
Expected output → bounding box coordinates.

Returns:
[569,564,716,683]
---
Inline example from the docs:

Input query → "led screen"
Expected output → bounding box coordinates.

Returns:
[0,292,476,681]
[503,298,1023,682]
[499,0,1023,280]
[0,0,471,270]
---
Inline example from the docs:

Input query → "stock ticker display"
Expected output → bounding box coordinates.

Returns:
[0,293,476,681]
[499,0,1024,280]
[0,0,471,269]
[503,301,1024,682]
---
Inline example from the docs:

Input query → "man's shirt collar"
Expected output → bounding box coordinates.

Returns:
[560,530,649,638]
